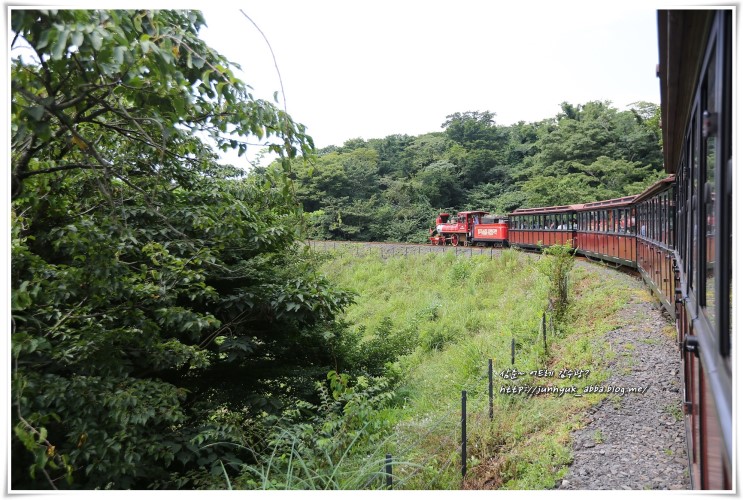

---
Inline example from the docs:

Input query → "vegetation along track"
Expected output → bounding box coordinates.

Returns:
[312,241,689,490]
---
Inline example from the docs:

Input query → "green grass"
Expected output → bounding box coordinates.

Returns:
[315,245,637,489]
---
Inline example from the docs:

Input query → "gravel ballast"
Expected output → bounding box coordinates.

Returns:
[558,264,690,490]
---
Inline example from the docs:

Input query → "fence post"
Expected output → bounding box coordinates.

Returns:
[461,390,467,478]
[385,453,392,489]
[488,359,494,420]
[542,312,547,353]
[511,338,515,365]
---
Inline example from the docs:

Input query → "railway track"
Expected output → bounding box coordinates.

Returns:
[305,241,640,276]
[306,240,506,259]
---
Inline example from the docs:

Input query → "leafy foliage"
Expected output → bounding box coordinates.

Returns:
[10,9,352,489]
[291,102,663,241]
[535,242,576,321]
[236,372,396,490]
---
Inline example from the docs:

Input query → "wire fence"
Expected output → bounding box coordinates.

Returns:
[306,240,505,260]
[363,308,558,489]
[298,239,561,490]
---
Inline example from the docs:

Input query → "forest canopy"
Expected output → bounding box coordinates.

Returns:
[289,103,664,242]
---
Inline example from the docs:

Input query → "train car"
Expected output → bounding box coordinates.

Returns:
[471,214,509,247]
[507,205,580,250]
[658,9,732,489]
[632,175,676,315]
[574,195,638,267]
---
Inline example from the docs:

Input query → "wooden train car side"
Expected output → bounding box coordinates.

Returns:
[658,10,732,489]
[575,195,638,268]
[632,176,676,315]
[508,205,579,250]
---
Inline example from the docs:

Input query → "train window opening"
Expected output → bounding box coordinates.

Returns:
[691,109,699,295]
[703,41,718,330]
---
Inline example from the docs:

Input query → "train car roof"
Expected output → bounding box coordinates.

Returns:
[632,174,676,203]
[658,10,715,174]
[577,195,638,210]
[456,210,489,216]
[509,204,583,215]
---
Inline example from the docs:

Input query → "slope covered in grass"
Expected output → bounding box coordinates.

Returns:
[316,246,636,489]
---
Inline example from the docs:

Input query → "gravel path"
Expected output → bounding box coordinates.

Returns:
[558,264,690,490]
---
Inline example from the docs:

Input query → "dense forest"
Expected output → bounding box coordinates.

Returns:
[289,104,664,243]
[10,9,663,490]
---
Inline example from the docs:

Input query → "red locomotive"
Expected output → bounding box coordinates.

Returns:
[429,211,508,247]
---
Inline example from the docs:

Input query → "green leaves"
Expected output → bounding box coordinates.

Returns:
[9,9,350,490]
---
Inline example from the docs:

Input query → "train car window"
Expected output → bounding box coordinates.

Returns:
[624,208,629,234]
[703,41,718,329]
[670,186,676,250]
[656,196,661,243]
[680,159,688,261]
[661,192,668,246]
[653,196,659,241]
[655,195,660,241]
[691,109,699,294]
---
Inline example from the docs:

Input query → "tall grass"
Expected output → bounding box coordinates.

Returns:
[239,245,636,489]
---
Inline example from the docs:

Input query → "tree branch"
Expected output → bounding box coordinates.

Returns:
[18,163,104,179]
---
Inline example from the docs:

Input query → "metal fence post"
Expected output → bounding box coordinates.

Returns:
[511,338,515,365]
[461,390,467,478]
[488,359,494,420]
[542,312,547,353]
[385,453,392,489]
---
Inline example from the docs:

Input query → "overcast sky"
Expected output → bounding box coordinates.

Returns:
[198,0,664,155]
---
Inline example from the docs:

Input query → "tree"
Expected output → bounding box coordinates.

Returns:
[11,9,352,489]
[441,111,498,148]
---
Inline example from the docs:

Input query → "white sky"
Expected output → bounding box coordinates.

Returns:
[198,0,664,153]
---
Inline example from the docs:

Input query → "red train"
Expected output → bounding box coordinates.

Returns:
[429,211,509,247]
[427,10,732,490]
